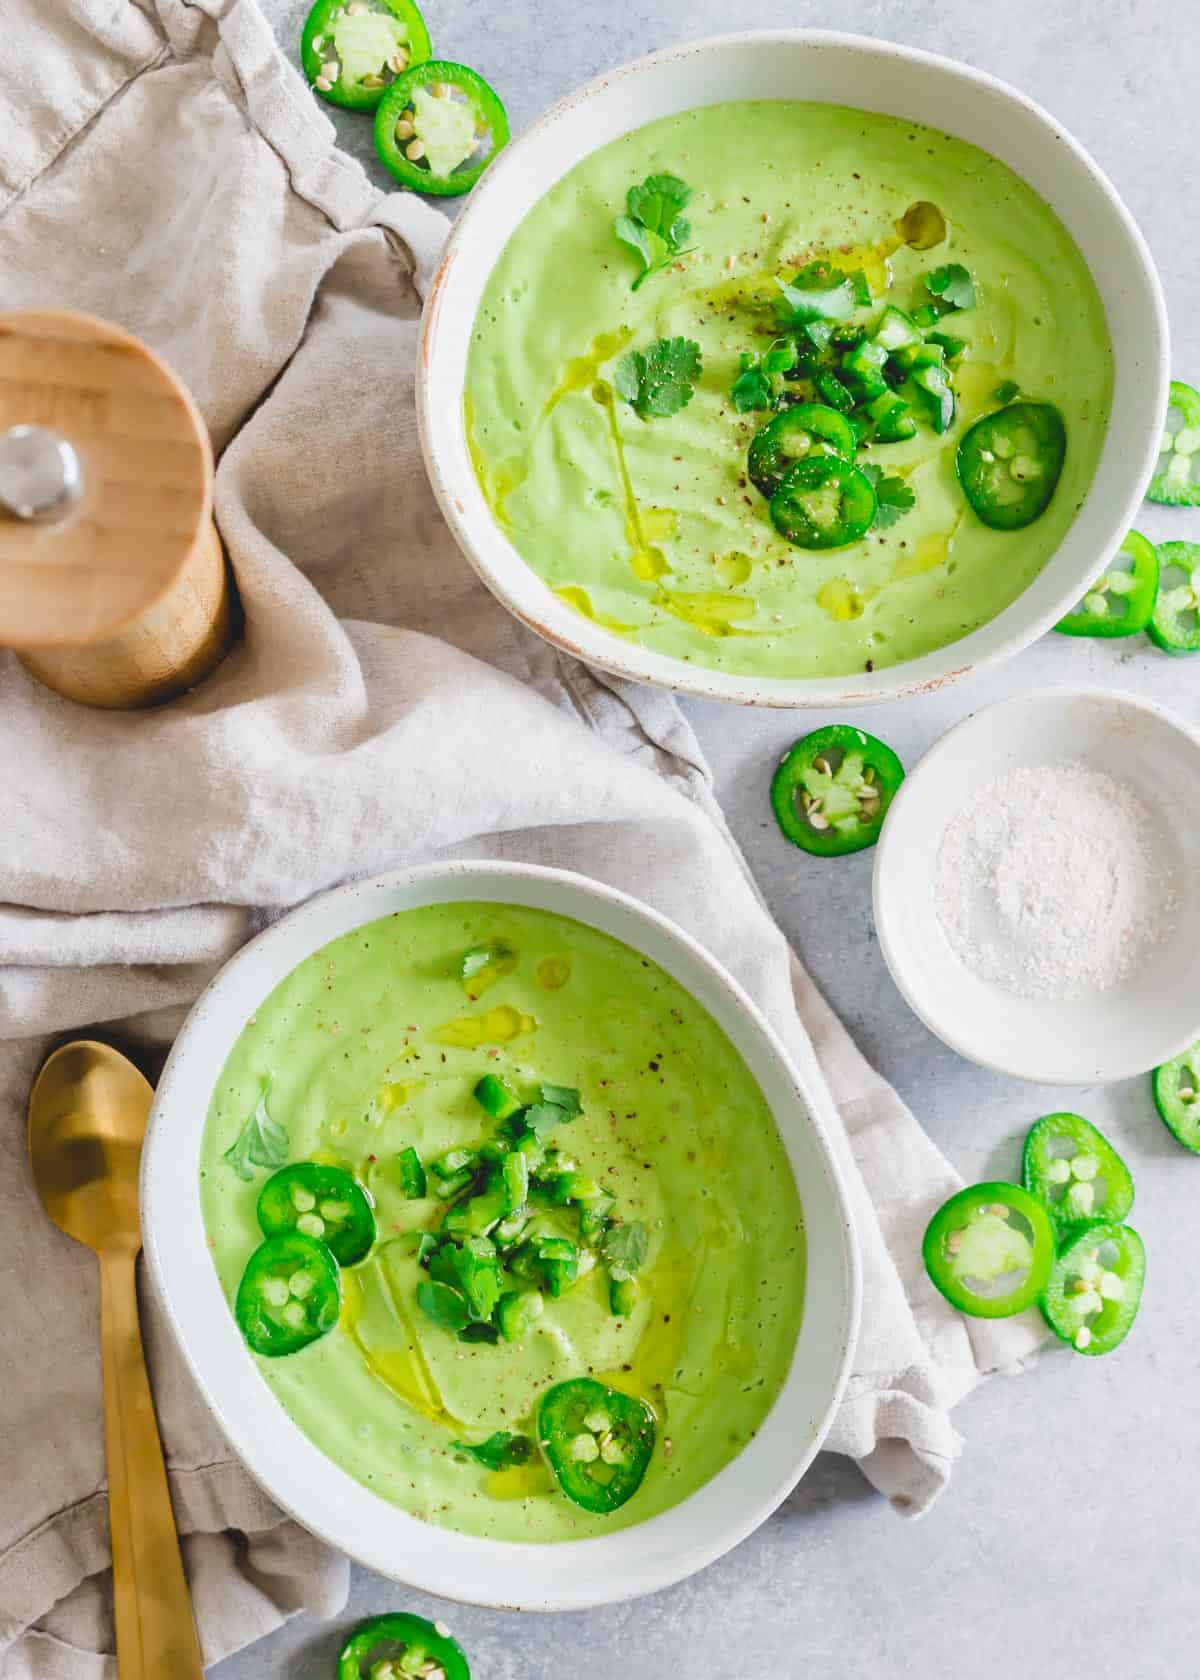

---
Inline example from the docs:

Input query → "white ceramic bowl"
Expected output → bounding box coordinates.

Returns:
[142,861,860,1609]
[873,688,1200,1084]
[418,30,1168,708]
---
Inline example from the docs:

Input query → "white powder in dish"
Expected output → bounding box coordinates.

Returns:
[934,762,1176,1000]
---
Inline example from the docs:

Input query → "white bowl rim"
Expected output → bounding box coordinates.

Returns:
[872,684,1200,1083]
[417,27,1169,709]
[142,859,862,1609]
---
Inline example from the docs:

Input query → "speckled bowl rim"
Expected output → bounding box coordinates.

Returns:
[141,861,861,1610]
[417,28,1169,708]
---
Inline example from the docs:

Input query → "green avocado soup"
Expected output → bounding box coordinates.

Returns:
[199,902,805,1541]
[464,100,1113,679]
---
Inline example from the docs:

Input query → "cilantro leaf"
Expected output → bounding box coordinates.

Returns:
[602,1219,649,1281]
[524,1102,570,1138]
[993,379,1020,405]
[730,339,797,413]
[613,214,655,274]
[537,1082,582,1118]
[448,1236,501,1322]
[615,337,703,421]
[223,1081,289,1181]
[924,262,975,312]
[416,1278,470,1334]
[775,268,859,326]
[614,173,696,290]
[862,464,916,530]
[731,356,773,413]
[452,1430,535,1470]
[627,172,691,236]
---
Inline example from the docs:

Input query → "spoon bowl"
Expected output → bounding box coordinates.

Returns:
[27,1039,203,1679]
[29,1041,150,1256]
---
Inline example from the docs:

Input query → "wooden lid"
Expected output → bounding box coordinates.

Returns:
[0,312,213,649]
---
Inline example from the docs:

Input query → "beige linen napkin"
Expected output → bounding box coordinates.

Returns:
[0,2,1043,1673]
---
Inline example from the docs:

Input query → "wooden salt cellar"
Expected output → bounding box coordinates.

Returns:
[0,310,236,708]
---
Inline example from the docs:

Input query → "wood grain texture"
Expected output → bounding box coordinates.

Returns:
[0,311,237,707]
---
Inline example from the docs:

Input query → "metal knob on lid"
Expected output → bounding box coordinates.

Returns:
[0,425,84,521]
[0,311,238,709]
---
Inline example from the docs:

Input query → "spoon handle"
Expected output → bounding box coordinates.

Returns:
[100,1249,204,1678]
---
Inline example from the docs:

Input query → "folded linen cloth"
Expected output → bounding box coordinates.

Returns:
[0,1,1044,1673]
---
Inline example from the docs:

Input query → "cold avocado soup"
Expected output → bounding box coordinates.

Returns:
[464,101,1113,679]
[199,902,805,1540]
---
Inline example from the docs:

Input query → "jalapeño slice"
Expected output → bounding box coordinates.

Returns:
[1152,1037,1200,1151]
[301,0,431,110]
[257,1162,375,1266]
[1148,379,1200,506]
[747,403,857,498]
[375,61,509,196]
[1021,1113,1134,1237]
[1148,541,1200,654]
[769,458,877,549]
[338,1613,470,1680]
[537,1378,656,1513]
[956,401,1066,530]
[1055,529,1159,638]
[922,1182,1054,1319]
[234,1232,341,1357]
[1039,1220,1145,1356]
[770,725,904,858]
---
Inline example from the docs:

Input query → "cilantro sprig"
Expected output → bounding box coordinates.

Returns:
[775,260,871,327]
[923,262,976,313]
[451,1431,534,1471]
[615,337,703,421]
[730,339,797,413]
[223,1081,288,1181]
[602,1220,649,1281]
[862,464,916,531]
[614,173,696,291]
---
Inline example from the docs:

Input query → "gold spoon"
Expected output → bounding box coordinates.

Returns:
[28,1040,203,1678]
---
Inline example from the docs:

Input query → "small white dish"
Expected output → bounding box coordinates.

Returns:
[873,687,1200,1084]
[419,30,1168,709]
[141,861,860,1610]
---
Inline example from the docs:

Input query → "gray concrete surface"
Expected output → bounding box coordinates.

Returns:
[223,3,1196,1675]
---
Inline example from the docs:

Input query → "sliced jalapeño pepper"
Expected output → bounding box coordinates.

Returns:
[234,1231,341,1357]
[907,345,955,434]
[1148,379,1200,505]
[1021,1113,1134,1237]
[1054,529,1159,638]
[770,725,904,857]
[867,388,917,443]
[337,1613,470,1680]
[1039,1220,1145,1356]
[956,401,1066,530]
[1148,541,1200,654]
[375,61,509,197]
[473,1072,522,1120]
[872,305,922,355]
[747,404,856,497]
[1152,1037,1200,1151]
[397,1146,427,1200]
[537,1378,656,1513]
[814,372,854,414]
[301,0,431,111]
[256,1162,375,1266]
[769,458,877,549]
[497,1287,544,1341]
[922,1182,1054,1318]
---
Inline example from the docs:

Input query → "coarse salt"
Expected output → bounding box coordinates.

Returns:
[934,762,1176,1000]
